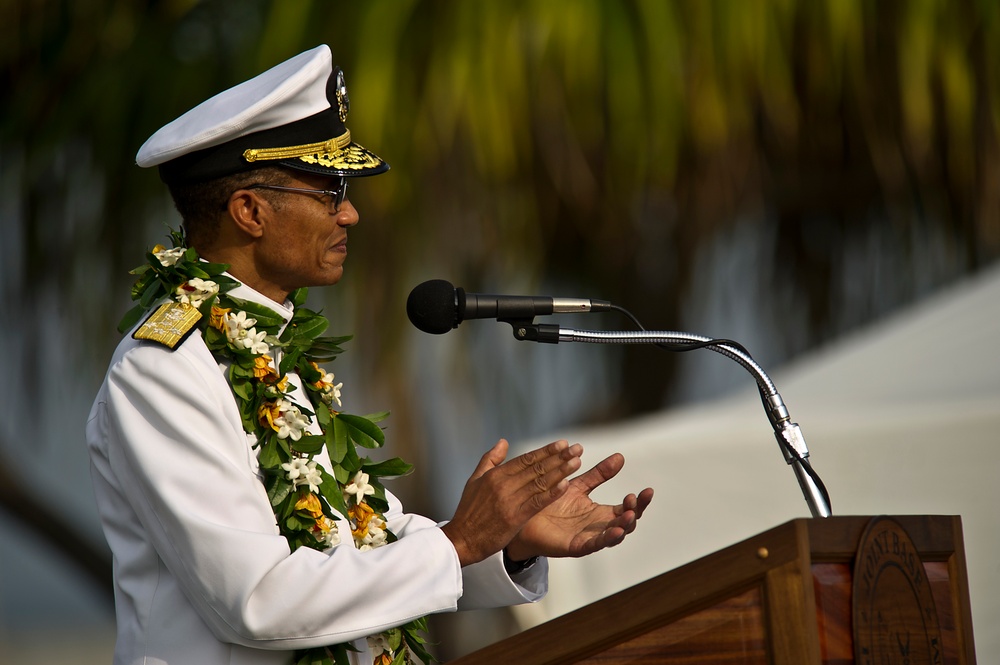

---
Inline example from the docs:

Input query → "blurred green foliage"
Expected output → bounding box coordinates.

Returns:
[4,0,998,408]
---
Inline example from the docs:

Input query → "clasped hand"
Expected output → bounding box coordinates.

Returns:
[442,439,653,567]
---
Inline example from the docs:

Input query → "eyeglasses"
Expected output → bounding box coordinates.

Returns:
[246,178,349,212]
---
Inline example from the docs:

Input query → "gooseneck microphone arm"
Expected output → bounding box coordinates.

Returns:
[509,322,832,518]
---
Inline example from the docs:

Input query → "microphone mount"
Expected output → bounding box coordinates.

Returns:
[504,321,833,519]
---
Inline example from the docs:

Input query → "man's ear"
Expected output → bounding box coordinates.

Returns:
[227,189,268,239]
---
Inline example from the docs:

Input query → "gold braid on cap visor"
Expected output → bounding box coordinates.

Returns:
[242,130,383,171]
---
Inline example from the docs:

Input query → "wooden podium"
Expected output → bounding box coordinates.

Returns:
[449,515,976,664]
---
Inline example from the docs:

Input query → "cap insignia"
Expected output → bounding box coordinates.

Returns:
[334,67,350,123]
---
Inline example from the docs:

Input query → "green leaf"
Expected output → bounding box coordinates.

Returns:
[364,490,389,515]
[362,457,414,478]
[185,264,211,279]
[386,628,402,651]
[214,274,240,294]
[329,415,348,463]
[129,269,156,300]
[203,325,227,349]
[319,471,348,518]
[258,440,282,469]
[279,348,302,376]
[332,463,350,485]
[341,443,361,476]
[229,361,253,379]
[285,514,307,530]
[289,287,309,308]
[138,278,166,308]
[231,377,253,401]
[338,413,385,448]
[363,410,391,423]
[239,401,258,435]
[226,298,286,328]
[290,434,325,455]
[117,303,147,333]
[267,479,292,508]
[283,310,329,343]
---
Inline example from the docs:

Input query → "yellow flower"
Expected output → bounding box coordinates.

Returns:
[209,305,231,331]
[253,354,277,380]
[348,501,376,540]
[151,244,166,254]
[295,492,324,519]
[258,400,281,431]
[374,652,393,665]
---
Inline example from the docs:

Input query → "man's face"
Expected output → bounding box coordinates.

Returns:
[253,172,359,298]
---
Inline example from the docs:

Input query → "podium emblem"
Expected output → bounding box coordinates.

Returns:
[853,516,943,665]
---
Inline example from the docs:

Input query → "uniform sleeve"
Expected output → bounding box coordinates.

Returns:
[382,496,548,610]
[101,341,466,650]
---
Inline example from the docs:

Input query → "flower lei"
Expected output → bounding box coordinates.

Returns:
[119,230,433,665]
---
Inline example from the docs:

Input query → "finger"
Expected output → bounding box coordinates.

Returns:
[470,439,509,480]
[511,455,582,513]
[634,487,654,519]
[570,452,626,495]
[578,524,628,557]
[500,441,583,489]
[505,440,581,476]
[613,493,637,517]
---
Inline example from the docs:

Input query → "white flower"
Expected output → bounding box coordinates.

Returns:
[280,457,322,493]
[154,246,186,267]
[273,403,310,441]
[362,516,387,548]
[238,328,270,355]
[223,311,257,342]
[301,464,323,494]
[222,312,271,354]
[317,518,341,547]
[281,458,310,482]
[175,278,218,308]
[344,471,375,501]
[367,633,391,654]
[319,371,343,407]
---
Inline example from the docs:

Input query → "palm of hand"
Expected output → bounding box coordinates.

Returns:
[515,483,623,558]
[507,452,651,561]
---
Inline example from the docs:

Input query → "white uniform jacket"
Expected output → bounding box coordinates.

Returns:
[87,281,547,665]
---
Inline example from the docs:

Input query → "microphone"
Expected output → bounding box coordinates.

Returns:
[406,279,612,334]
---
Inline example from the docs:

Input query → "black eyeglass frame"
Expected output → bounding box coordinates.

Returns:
[245,178,349,212]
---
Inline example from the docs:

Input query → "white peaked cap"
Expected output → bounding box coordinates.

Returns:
[135,45,387,184]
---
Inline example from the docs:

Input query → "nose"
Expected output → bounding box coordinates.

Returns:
[336,198,359,227]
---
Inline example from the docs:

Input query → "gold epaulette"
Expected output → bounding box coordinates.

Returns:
[133,302,202,349]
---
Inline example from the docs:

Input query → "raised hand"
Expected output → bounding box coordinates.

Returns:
[442,439,584,567]
[504,452,654,562]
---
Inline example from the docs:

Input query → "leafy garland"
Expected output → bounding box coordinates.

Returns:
[119,230,433,665]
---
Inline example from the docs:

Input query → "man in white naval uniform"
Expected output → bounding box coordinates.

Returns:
[87,45,653,665]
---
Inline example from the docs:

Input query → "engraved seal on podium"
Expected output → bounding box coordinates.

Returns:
[853,516,943,664]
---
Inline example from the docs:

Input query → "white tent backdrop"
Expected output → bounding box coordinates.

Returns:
[509,263,1000,658]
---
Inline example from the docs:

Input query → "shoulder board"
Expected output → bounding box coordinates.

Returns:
[133,302,202,349]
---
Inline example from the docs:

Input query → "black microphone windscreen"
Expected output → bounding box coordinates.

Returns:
[406,280,458,334]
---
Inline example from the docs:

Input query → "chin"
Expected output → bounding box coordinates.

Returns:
[315,268,344,287]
